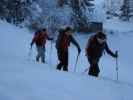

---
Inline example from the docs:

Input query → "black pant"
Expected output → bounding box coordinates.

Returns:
[57,50,68,71]
[87,57,100,77]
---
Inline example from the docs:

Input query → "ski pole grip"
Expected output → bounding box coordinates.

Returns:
[116,50,118,58]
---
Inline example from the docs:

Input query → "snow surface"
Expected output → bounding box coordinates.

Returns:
[0,20,133,100]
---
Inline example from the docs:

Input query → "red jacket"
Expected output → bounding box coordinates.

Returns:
[32,31,48,47]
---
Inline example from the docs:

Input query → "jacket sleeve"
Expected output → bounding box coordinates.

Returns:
[70,36,81,50]
[47,36,53,40]
[105,42,116,57]
[44,32,53,40]
[31,35,37,45]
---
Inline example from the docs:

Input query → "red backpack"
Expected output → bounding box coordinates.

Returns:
[32,31,48,46]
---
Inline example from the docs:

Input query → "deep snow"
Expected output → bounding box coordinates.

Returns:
[0,20,133,100]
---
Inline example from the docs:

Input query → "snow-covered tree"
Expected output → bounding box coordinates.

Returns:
[104,0,123,19]
[30,0,95,32]
[0,0,25,24]
[0,0,96,32]
[30,0,73,34]
[0,0,42,26]
[120,0,133,21]
[70,0,95,31]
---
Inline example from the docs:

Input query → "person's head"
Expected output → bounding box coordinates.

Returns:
[64,26,74,36]
[42,28,47,32]
[41,28,47,35]
[96,31,107,44]
[59,27,65,34]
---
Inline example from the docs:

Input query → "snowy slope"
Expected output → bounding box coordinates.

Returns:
[0,20,133,100]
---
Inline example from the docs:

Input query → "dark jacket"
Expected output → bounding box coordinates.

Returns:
[86,35,116,59]
[56,31,80,52]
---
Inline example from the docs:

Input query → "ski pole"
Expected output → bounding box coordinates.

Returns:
[49,40,53,65]
[74,53,79,72]
[115,51,119,81]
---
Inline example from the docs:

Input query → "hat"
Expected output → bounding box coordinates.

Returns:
[96,31,106,39]
[42,28,47,32]
[65,26,74,32]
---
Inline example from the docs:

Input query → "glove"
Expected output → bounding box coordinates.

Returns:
[50,38,54,41]
[78,48,81,54]
[114,51,118,58]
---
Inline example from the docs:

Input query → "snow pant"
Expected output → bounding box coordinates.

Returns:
[87,57,100,77]
[57,50,68,71]
[36,45,45,63]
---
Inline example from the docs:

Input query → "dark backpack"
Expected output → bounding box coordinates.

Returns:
[56,29,65,49]
[86,35,96,54]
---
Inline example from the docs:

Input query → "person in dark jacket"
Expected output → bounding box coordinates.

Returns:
[56,26,81,71]
[31,28,53,63]
[85,31,118,77]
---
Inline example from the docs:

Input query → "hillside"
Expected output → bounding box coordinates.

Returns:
[0,20,133,100]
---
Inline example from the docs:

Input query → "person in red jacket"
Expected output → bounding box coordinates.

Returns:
[56,26,81,71]
[85,31,118,77]
[31,28,53,63]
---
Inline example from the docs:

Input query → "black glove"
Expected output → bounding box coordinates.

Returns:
[78,48,81,54]
[114,51,118,58]
[50,38,54,41]
[48,37,54,41]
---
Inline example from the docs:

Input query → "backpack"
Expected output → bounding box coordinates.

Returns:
[86,34,96,54]
[32,30,48,46]
[55,29,65,49]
